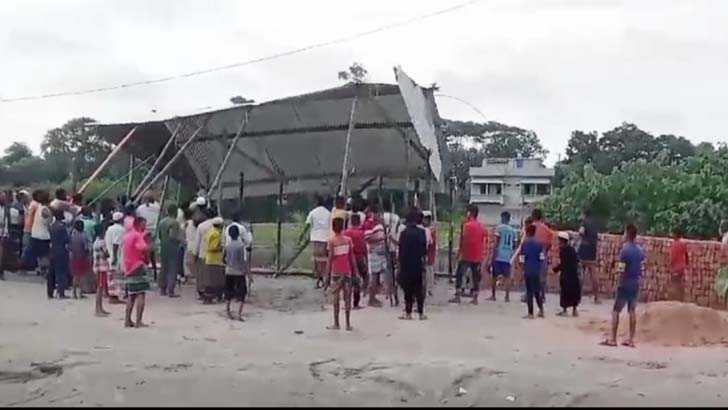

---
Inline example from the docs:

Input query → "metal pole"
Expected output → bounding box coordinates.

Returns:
[339,96,358,197]
[217,174,224,217]
[134,122,205,203]
[132,123,181,199]
[78,126,137,194]
[87,154,155,207]
[208,111,249,200]
[175,180,182,204]
[276,181,284,272]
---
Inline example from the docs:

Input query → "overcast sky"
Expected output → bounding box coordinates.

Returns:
[1,0,726,164]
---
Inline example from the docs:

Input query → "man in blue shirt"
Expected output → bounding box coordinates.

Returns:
[603,223,644,348]
[518,224,544,319]
[489,211,518,302]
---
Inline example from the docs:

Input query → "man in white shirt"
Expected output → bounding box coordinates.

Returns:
[298,195,331,288]
[224,210,253,250]
[104,212,126,303]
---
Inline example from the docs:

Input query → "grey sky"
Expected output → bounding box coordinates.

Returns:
[1,0,726,164]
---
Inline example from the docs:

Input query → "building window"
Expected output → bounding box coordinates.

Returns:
[523,183,551,196]
[479,183,502,195]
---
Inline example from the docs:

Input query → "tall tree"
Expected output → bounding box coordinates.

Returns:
[337,62,368,83]
[40,117,110,190]
[441,119,547,189]
[2,142,34,165]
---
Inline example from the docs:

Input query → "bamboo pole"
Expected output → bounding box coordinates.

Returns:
[339,96,358,197]
[132,123,181,199]
[134,122,205,202]
[87,154,155,207]
[78,126,137,194]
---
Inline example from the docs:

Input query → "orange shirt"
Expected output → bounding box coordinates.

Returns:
[670,240,688,274]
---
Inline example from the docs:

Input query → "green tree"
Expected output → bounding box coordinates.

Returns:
[40,117,110,190]
[441,119,547,190]
[337,62,368,83]
[2,142,34,165]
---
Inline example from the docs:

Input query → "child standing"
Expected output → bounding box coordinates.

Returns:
[224,225,249,321]
[70,219,91,299]
[343,213,367,309]
[327,217,358,331]
[518,224,545,319]
[92,224,111,317]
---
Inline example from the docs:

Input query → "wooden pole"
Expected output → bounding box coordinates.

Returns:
[134,122,205,203]
[79,126,137,194]
[339,96,358,197]
[276,181,284,272]
[156,175,171,233]
[132,123,181,199]
[208,111,249,201]
[238,172,245,209]
[125,156,135,199]
[448,175,455,281]
[404,132,410,210]
[87,154,155,207]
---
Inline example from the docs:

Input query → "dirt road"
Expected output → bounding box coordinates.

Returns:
[0,275,726,407]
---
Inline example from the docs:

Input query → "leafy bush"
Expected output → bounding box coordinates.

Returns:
[543,148,728,239]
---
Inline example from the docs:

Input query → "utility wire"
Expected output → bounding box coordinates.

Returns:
[435,93,489,122]
[1,0,481,104]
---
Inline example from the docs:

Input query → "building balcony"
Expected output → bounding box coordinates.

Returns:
[470,193,504,205]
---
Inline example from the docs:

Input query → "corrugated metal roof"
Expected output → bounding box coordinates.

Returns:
[97,79,449,198]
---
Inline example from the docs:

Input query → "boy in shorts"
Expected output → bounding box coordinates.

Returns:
[327,217,358,330]
[602,224,644,347]
[224,225,248,321]
[490,211,517,302]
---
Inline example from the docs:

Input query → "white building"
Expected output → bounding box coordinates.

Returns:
[469,158,555,226]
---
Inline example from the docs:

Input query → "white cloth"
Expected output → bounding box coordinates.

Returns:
[382,212,401,252]
[8,206,21,226]
[306,206,331,243]
[104,223,125,267]
[185,220,197,253]
[224,222,253,260]
[0,205,9,237]
[50,199,73,223]
[136,202,161,234]
[723,232,728,245]
[194,218,215,258]
[30,205,51,240]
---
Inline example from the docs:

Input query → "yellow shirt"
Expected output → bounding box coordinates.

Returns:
[331,208,348,236]
[205,227,224,266]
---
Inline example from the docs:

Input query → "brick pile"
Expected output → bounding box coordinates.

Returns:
[478,227,728,309]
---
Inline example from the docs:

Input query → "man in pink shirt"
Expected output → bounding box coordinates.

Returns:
[123,216,151,328]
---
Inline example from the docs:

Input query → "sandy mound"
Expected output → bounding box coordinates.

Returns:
[578,301,728,347]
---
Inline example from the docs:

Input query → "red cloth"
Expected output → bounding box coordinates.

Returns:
[670,240,688,274]
[533,221,554,247]
[343,228,367,257]
[328,235,353,276]
[70,255,90,279]
[460,218,487,263]
[427,227,437,265]
[123,229,149,275]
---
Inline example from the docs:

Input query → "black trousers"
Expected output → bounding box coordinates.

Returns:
[399,272,425,315]
[525,274,544,315]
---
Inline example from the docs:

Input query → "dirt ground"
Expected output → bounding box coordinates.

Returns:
[1,274,727,407]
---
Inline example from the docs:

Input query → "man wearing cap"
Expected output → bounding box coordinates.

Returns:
[201,216,226,303]
[105,211,126,303]
[194,207,217,298]
[553,231,581,316]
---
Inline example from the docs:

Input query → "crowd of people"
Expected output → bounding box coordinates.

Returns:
[1,186,697,348]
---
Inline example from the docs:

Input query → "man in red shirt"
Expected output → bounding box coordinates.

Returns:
[343,213,367,309]
[531,209,553,302]
[669,228,689,301]
[450,204,487,305]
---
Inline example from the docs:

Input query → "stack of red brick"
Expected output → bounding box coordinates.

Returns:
[479,227,728,309]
